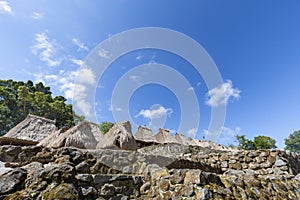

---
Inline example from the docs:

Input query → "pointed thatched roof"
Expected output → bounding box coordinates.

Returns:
[85,121,103,142]
[156,128,180,144]
[38,121,99,149]
[175,133,191,145]
[134,126,159,144]
[96,121,137,150]
[4,114,56,142]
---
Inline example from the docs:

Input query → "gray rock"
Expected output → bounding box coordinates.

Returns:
[77,174,93,184]
[274,156,286,167]
[81,186,98,199]
[76,161,90,173]
[0,168,27,194]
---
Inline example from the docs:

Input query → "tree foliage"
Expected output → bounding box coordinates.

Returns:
[235,134,276,150]
[284,130,300,153]
[99,121,114,134]
[0,79,74,135]
[235,135,256,150]
[253,136,277,149]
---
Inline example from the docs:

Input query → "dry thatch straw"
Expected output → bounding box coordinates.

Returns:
[96,121,137,150]
[175,133,191,145]
[134,126,159,143]
[38,121,99,149]
[4,114,56,142]
[0,137,38,146]
[155,128,180,144]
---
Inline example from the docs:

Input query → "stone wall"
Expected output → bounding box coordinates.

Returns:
[0,144,299,199]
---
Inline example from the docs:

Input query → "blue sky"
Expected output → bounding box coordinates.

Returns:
[1,1,300,148]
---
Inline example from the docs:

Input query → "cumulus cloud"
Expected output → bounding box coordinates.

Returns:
[31,12,44,20]
[206,80,240,107]
[0,1,12,15]
[76,67,96,85]
[187,128,198,138]
[72,38,89,52]
[135,106,173,120]
[31,32,61,67]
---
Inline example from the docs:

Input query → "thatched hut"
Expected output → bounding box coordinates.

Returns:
[86,122,103,142]
[4,114,56,142]
[175,133,191,145]
[156,128,180,144]
[38,121,99,149]
[134,126,159,147]
[96,121,137,150]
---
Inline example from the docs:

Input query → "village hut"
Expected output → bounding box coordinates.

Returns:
[96,121,137,150]
[4,114,56,142]
[38,121,99,149]
[134,126,159,147]
[175,133,191,145]
[155,128,180,144]
[86,122,103,142]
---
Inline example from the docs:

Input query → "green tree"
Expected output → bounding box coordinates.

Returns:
[0,79,75,135]
[235,135,256,150]
[235,134,276,150]
[253,136,277,149]
[285,130,300,153]
[99,121,114,134]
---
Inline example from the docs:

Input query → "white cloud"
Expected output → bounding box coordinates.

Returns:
[203,126,240,146]
[109,104,123,112]
[187,87,194,91]
[76,67,96,85]
[31,32,61,67]
[98,48,111,59]
[70,58,84,66]
[72,38,89,52]
[72,83,92,117]
[136,55,143,60]
[187,128,197,138]
[206,80,240,107]
[129,75,140,82]
[135,106,173,120]
[218,127,241,146]
[34,69,93,118]
[0,1,12,15]
[31,12,44,20]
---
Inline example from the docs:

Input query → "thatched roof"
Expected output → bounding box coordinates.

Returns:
[85,121,103,142]
[38,121,99,149]
[156,128,180,144]
[134,126,159,144]
[4,114,56,142]
[96,121,137,150]
[0,137,38,146]
[175,133,191,145]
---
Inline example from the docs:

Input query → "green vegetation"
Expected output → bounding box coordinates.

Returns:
[0,79,74,135]
[284,130,300,153]
[99,121,114,134]
[235,134,276,150]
